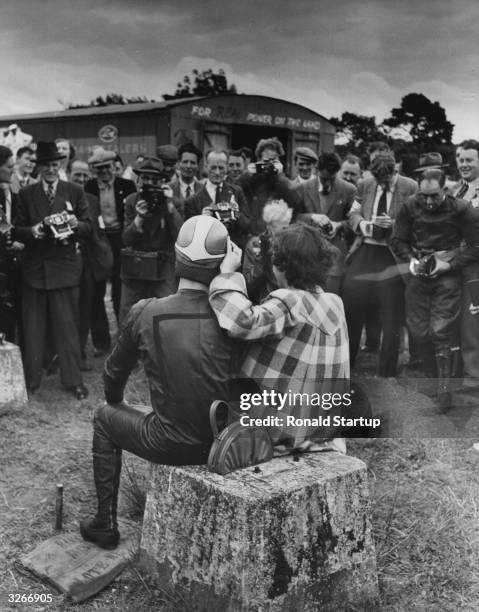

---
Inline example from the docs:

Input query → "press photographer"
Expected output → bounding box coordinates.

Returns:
[15,141,91,398]
[184,149,251,249]
[238,137,301,236]
[119,157,183,322]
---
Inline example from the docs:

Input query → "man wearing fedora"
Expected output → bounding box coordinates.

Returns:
[290,147,318,186]
[391,166,479,411]
[85,148,136,355]
[119,157,183,322]
[15,142,91,398]
[450,140,479,389]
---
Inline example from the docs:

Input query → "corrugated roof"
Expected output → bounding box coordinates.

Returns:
[0,94,333,126]
[0,96,207,122]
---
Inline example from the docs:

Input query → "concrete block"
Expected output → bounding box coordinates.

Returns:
[139,453,379,611]
[0,340,27,411]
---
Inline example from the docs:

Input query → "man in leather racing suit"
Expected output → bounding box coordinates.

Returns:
[391,168,479,411]
[80,215,236,549]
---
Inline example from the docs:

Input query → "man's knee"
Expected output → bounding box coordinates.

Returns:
[407,315,429,344]
[93,403,110,431]
[430,316,456,346]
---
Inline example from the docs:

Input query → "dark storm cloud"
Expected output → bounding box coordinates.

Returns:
[1,0,479,140]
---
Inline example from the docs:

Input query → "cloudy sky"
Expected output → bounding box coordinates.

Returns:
[1,0,478,142]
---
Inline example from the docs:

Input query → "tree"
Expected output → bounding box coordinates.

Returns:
[329,112,385,160]
[383,93,454,146]
[163,68,237,100]
[60,93,158,110]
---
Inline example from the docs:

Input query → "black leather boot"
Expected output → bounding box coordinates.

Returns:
[80,444,122,550]
[435,349,453,413]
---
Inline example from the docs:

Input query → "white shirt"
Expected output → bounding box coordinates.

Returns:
[363,174,398,246]
[206,180,222,203]
[179,178,195,200]
[1,186,12,223]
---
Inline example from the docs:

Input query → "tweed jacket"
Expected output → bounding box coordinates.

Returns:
[294,176,358,276]
[348,174,418,258]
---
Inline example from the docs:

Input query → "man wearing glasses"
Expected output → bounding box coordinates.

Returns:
[391,167,479,411]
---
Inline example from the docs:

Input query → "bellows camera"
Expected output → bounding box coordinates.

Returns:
[209,200,240,225]
[43,211,74,241]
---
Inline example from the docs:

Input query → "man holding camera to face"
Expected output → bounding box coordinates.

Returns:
[119,157,183,323]
[15,142,91,398]
[238,137,301,237]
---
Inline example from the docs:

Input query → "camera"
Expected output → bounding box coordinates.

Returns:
[255,161,277,176]
[43,211,74,242]
[209,200,240,226]
[141,184,167,214]
[321,221,333,235]
[416,254,436,277]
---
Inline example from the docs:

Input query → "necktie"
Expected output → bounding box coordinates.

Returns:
[215,185,222,204]
[46,184,55,207]
[185,185,191,199]
[376,187,388,216]
[455,181,468,199]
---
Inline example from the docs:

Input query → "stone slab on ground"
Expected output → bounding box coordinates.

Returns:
[139,453,379,611]
[0,341,27,413]
[17,520,140,602]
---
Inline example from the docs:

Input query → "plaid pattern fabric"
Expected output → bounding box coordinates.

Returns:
[209,272,350,446]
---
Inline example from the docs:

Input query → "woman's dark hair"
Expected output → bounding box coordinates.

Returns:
[272,223,336,290]
[0,145,13,167]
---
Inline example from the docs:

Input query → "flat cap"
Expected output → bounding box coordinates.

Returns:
[88,148,116,167]
[294,146,318,163]
[156,144,178,163]
[133,157,165,176]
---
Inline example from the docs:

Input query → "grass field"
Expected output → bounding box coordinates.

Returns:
[1,354,479,611]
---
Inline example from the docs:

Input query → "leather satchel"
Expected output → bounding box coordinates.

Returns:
[120,248,165,281]
[207,400,273,475]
